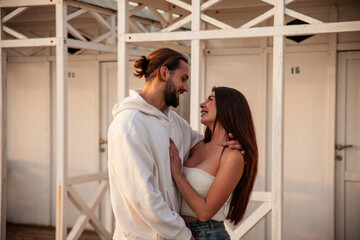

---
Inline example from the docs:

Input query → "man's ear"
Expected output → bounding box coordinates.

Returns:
[158,66,169,81]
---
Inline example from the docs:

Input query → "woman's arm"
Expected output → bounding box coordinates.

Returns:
[169,139,244,222]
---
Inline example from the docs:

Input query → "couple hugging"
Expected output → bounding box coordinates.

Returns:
[108,48,258,240]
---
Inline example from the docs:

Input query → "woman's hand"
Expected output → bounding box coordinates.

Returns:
[222,133,245,155]
[169,138,183,180]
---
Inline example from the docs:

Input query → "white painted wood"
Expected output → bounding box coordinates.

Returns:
[67,9,87,21]
[129,4,145,16]
[60,61,100,230]
[67,39,117,53]
[240,8,274,28]
[272,0,285,239]
[231,202,272,239]
[6,62,51,226]
[251,191,272,202]
[148,6,168,28]
[55,1,68,239]
[190,0,202,132]
[0,9,7,238]
[66,0,114,15]
[160,14,191,33]
[3,26,28,39]
[0,0,56,7]
[0,38,57,48]
[336,51,360,240]
[200,13,233,29]
[278,52,335,239]
[110,15,116,46]
[2,7,29,23]
[118,0,129,102]
[205,53,268,239]
[89,11,111,30]
[67,24,88,41]
[93,31,112,43]
[201,0,223,11]
[165,0,192,12]
[67,181,111,239]
[126,21,360,42]
[284,8,323,24]
[68,172,108,185]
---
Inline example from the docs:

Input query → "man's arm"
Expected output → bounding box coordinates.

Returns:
[109,132,191,240]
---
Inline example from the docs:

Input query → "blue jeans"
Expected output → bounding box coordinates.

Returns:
[185,219,231,240]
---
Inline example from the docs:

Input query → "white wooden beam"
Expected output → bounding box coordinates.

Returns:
[251,191,272,202]
[126,21,360,42]
[118,0,129,102]
[55,1,68,240]
[261,0,294,6]
[3,26,28,39]
[67,9,87,21]
[0,9,7,240]
[66,0,115,15]
[160,14,191,32]
[190,0,202,131]
[200,13,233,29]
[0,0,56,8]
[284,8,323,24]
[0,38,57,48]
[93,31,112,43]
[67,23,87,41]
[67,39,117,53]
[165,0,192,12]
[67,181,111,239]
[272,0,285,239]
[240,8,274,29]
[130,4,145,16]
[148,6,168,28]
[68,172,108,185]
[230,202,272,238]
[201,0,223,11]
[2,7,29,23]
[89,11,112,30]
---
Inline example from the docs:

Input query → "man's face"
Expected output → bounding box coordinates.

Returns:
[163,60,189,108]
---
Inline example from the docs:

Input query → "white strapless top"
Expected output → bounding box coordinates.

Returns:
[180,167,230,221]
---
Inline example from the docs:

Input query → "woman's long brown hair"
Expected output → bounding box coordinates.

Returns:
[204,86,258,225]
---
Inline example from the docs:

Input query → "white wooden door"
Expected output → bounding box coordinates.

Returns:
[206,53,267,240]
[336,51,360,240]
[206,51,335,239]
[51,61,101,227]
[7,61,51,225]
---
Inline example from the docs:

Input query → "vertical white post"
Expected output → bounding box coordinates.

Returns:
[271,0,285,239]
[328,5,338,239]
[55,1,68,240]
[0,8,7,240]
[118,0,129,103]
[190,0,202,131]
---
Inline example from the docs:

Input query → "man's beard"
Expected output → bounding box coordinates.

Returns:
[163,77,180,108]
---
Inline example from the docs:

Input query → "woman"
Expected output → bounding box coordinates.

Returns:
[169,86,258,239]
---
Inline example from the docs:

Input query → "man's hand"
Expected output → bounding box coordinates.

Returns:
[222,133,245,155]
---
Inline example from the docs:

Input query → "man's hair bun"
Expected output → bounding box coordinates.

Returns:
[133,56,148,78]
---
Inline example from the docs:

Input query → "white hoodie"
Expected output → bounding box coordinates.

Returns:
[108,90,203,239]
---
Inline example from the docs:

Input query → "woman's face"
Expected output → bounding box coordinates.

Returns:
[200,91,217,126]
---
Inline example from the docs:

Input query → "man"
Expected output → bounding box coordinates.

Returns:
[108,48,201,239]
[108,48,240,239]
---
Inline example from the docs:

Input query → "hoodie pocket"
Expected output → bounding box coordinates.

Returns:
[166,187,180,212]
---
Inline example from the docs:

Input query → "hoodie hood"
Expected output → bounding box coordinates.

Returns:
[112,90,170,122]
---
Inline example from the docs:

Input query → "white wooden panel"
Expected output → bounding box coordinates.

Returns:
[205,54,267,239]
[268,52,334,239]
[7,61,51,225]
[51,61,100,228]
[344,55,360,239]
